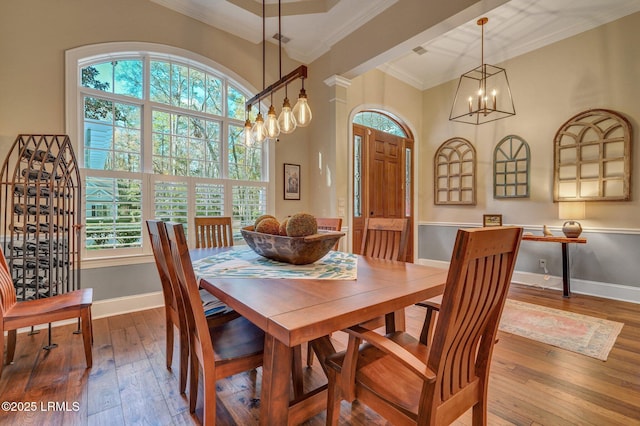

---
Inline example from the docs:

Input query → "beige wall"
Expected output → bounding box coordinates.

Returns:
[0,0,310,218]
[420,12,640,230]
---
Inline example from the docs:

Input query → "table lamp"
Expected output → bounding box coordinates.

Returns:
[558,201,585,238]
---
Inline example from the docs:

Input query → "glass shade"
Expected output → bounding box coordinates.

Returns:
[265,105,280,140]
[278,97,297,134]
[241,119,254,146]
[251,112,267,143]
[292,89,312,127]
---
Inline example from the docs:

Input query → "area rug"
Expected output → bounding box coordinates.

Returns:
[499,299,623,361]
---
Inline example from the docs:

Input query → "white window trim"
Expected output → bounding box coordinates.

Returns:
[65,42,275,267]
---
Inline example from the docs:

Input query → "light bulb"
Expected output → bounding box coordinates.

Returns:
[241,119,254,146]
[278,97,297,134]
[251,112,267,143]
[265,105,280,140]
[292,88,312,127]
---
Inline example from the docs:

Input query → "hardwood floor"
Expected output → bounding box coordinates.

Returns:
[1,283,639,425]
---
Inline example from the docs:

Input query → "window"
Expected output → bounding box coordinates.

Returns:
[67,43,271,258]
[353,111,407,137]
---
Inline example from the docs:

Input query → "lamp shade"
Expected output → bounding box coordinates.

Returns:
[558,201,585,238]
[558,202,585,220]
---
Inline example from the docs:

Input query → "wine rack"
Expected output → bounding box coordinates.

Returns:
[1,135,81,303]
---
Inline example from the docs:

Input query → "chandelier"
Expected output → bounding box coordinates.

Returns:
[449,17,515,125]
[242,0,312,145]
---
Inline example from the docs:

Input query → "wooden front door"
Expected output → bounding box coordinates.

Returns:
[352,124,414,262]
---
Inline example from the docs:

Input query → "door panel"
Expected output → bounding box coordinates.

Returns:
[353,123,414,262]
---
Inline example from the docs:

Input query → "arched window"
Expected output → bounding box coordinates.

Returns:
[554,109,632,201]
[494,135,530,198]
[66,43,268,258]
[434,138,476,205]
[353,111,407,137]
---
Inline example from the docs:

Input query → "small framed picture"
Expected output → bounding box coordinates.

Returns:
[483,214,502,227]
[284,163,300,200]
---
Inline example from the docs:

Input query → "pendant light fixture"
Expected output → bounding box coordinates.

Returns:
[278,86,297,134]
[449,17,515,125]
[265,94,281,140]
[245,0,311,140]
[292,78,311,127]
[241,106,255,146]
[251,108,267,143]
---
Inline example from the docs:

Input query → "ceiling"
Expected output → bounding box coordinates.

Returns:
[151,0,640,90]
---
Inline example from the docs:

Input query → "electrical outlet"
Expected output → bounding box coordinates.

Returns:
[539,259,547,269]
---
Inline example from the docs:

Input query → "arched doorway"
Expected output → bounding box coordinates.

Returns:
[352,111,414,262]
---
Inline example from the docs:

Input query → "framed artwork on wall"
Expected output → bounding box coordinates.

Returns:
[434,137,477,205]
[284,163,301,200]
[483,214,502,227]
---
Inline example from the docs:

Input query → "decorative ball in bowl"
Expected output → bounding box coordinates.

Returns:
[241,226,345,265]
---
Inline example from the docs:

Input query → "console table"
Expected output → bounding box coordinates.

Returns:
[522,235,587,297]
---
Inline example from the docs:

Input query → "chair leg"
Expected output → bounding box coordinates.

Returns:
[306,341,314,366]
[178,325,189,395]
[325,367,341,426]
[291,345,304,399]
[419,308,437,345]
[165,313,174,370]
[81,308,93,368]
[189,352,199,414]
[202,368,216,426]
[89,308,94,345]
[6,330,17,365]
[472,401,487,426]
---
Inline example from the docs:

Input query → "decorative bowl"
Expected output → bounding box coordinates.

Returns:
[241,226,345,265]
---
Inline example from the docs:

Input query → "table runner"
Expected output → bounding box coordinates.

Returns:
[192,245,357,280]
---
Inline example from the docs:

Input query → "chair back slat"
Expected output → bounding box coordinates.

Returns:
[360,218,409,261]
[146,220,180,313]
[425,226,522,422]
[0,249,17,316]
[195,217,233,249]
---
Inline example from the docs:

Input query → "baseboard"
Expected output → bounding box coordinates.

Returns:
[17,291,164,333]
[416,258,640,304]
[91,291,164,319]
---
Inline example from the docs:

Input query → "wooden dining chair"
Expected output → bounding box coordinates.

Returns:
[165,221,264,424]
[325,226,523,426]
[316,217,343,250]
[194,216,234,248]
[305,217,343,367]
[147,220,239,395]
[360,217,409,261]
[0,248,93,378]
[358,217,410,332]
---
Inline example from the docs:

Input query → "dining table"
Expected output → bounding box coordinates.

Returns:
[191,246,448,425]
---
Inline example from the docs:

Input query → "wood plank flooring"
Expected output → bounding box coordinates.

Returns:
[1,283,639,425]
